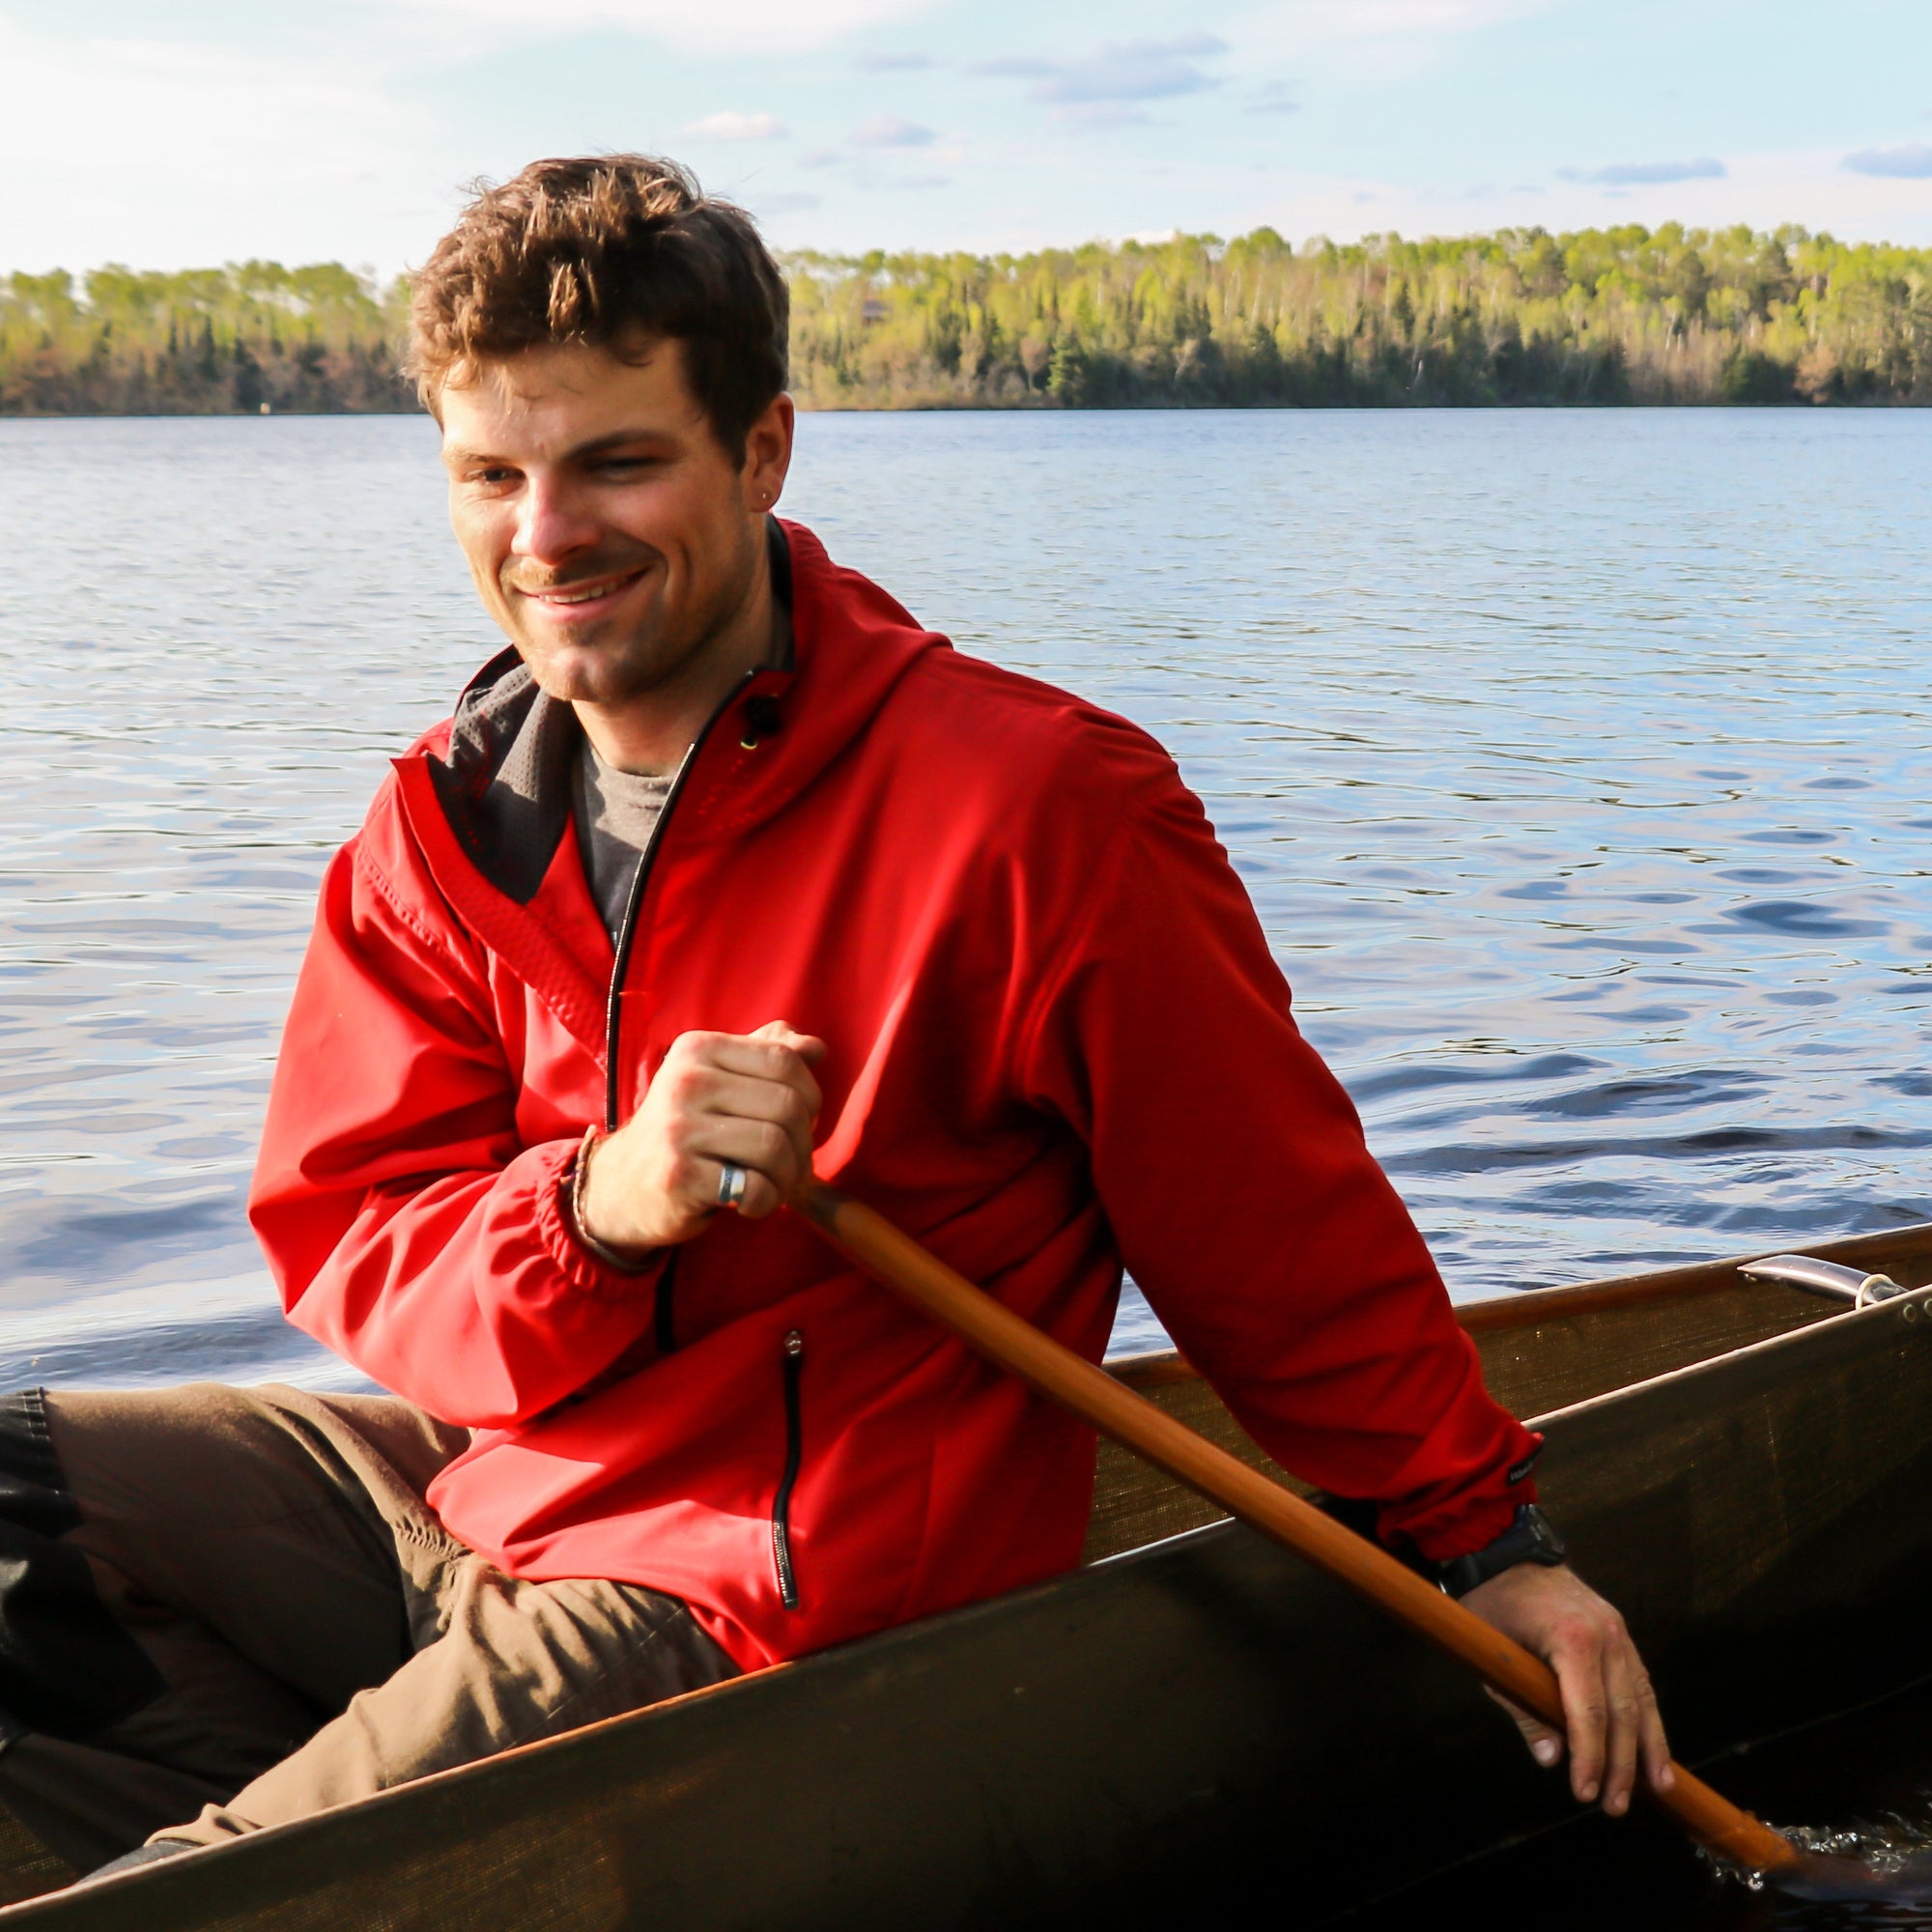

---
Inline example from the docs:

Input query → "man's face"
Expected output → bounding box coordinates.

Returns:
[439,339,786,708]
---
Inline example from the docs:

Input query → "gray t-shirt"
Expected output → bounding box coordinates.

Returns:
[572,555,795,943]
[575,744,674,943]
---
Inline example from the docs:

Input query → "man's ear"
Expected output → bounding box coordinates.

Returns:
[742,393,795,512]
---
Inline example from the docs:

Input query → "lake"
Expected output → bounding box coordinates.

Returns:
[0,407,1924,1389]
[0,406,1928,1923]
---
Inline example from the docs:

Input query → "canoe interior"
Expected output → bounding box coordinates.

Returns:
[5,1222,1931,1929]
[1084,1220,1932,1561]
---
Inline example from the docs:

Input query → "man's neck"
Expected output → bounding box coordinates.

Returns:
[572,549,786,778]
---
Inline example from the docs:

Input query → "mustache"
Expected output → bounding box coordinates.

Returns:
[501,545,659,596]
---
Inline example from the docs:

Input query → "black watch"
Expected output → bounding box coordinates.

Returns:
[1435,1504,1567,1599]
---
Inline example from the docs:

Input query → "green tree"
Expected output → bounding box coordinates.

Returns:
[7,226,1931,416]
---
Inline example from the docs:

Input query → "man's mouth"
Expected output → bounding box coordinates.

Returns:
[514,567,647,611]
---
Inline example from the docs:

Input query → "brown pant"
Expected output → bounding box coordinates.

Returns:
[0,1384,737,1876]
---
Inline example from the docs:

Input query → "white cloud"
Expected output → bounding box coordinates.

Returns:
[1052,102,1155,131]
[1247,80,1301,115]
[383,0,937,58]
[0,18,442,272]
[681,111,788,141]
[1558,157,1726,186]
[746,191,822,215]
[1333,0,1542,27]
[850,114,936,147]
[1844,143,1932,179]
[1237,0,1551,48]
[976,33,1227,104]
[1217,146,1932,252]
[1232,0,1554,78]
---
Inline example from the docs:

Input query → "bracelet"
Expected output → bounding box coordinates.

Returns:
[565,1125,658,1275]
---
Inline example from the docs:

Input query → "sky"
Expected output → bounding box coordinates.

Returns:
[2,0,1929,279]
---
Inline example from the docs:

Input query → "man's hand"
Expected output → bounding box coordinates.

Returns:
[1460,1562,1673,1817]
[578,1021,826,1255]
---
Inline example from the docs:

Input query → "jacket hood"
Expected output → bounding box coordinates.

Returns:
[404,518,947,910]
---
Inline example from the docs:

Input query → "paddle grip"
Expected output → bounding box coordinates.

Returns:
[788,1179,1801,1877]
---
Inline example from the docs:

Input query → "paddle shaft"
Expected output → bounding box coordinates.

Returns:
[789,1179,1800,1876]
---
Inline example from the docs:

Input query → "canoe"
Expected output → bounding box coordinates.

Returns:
[5,1219,1931,1929]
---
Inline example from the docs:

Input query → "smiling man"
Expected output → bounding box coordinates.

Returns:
[0,156,1669,1885]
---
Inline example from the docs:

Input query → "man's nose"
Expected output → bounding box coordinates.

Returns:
[512,475,600,564]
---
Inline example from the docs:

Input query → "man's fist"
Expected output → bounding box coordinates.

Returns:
[576,1021,826,1257]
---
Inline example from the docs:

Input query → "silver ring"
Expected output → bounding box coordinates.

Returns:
[716,1162,749,1210]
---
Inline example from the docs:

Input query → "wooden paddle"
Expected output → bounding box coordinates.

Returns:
[788,1177,1804,1878]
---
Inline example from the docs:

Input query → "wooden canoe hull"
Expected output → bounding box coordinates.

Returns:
[8,1222,1932,1929]
[1086,1219,1931,1561]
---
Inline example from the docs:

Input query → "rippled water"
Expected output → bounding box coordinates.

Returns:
[0,409,1926,1389]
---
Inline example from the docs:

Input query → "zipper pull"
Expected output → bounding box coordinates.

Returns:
[773,1327,807,1611]
[741,694,784,750]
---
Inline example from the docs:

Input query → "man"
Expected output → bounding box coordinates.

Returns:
[0,156,1668,1883]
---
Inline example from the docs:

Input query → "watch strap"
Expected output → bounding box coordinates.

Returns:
[1435,1503,1567,1598]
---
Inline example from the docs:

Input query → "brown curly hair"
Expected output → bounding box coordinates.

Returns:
[409,155,789,460]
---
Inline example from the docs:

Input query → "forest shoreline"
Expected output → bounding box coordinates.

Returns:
[4,395,1929,419]
[5,222,1928,416]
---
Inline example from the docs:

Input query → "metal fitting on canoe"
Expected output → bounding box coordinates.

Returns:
[1738,1254,1909,1306]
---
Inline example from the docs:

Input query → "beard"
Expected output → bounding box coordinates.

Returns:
[500,520,761,710]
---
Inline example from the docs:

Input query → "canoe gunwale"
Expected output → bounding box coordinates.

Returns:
[1521,1273,1932,1435]
[1102,1219,1932,1387]
[1455,1219,1932,1333]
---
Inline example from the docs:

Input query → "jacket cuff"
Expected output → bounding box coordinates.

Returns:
[1389,1431,1544,1564]
[533,1137,667,1301]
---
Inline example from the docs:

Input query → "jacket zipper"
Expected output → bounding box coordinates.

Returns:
[600,674,760,1354]
[603,668,766,1130]
[772,1328,805,1609]
[652,1248,681,1356]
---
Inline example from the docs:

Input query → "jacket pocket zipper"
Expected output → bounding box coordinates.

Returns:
[653,1248,680,1356]
[772,1329,805,1610]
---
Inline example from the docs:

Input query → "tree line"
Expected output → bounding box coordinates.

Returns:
[0,261,412,415]
[5,223,1930,416]
[792,224,1932,409]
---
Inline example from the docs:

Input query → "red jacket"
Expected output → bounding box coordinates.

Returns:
[250,520,1537,1672]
